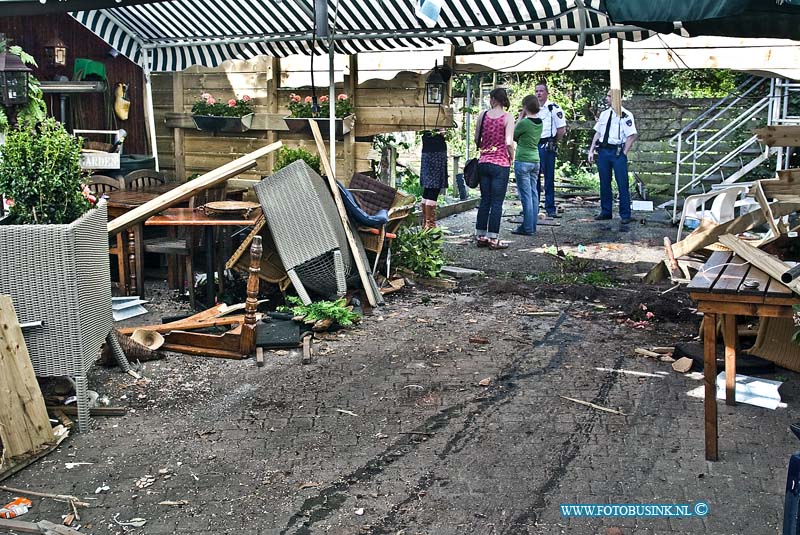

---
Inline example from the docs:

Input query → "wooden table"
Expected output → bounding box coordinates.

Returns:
[146,208,261,308]
[106,186,248,296]
[688,250,799,461]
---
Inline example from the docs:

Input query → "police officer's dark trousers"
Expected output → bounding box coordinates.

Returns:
[597,147,631,220]
[537,142,557,217]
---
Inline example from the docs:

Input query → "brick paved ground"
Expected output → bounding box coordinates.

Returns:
[4,201,799,535]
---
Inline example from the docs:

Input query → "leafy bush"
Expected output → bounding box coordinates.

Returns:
[393,226,445,278]
[274,147,322,176]
[191,92,254,117]
[397,166,422,198]
[278,296,360,326]
[0,118,92,225]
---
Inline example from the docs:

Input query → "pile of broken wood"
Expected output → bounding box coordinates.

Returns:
[658,167,800,287]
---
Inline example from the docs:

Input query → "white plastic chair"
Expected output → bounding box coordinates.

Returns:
[677,185,750,241]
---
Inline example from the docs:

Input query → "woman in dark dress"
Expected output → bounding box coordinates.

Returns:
[419,129,448,229]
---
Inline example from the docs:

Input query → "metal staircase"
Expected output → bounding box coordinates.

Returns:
[664,77,800,223]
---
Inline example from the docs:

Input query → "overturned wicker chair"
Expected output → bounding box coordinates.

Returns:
[253,160,354,304]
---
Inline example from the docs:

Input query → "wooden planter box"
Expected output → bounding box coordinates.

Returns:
[283,115,355,139]
[192,113,255,133]
[0,201,113,378]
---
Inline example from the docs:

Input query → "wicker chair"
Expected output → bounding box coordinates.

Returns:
[341,173,415,271]
[254,160,352,304]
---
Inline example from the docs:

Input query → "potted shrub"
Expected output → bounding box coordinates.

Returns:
[283,92,355,139]
[273,146,323,176]
[0,117,112,400]
[191,92,255,133]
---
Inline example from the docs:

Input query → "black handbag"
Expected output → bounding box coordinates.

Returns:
[464,111,485,189]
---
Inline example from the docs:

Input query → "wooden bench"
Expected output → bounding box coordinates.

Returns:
[688,250,799,461]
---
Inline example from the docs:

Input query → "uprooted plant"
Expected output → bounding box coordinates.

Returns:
[392,225,445,278]
[278,296,361,327]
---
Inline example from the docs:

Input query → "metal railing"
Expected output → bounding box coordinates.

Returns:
[668,76,773,222]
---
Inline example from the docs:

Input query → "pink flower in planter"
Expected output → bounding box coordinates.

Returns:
[201,92,212,101]
[290,94,301,103]
[319,95,329,103]
[337,93,348,101]
[228,99,237,107]
[4,198,13,208]
[646,311,655,320]
[304,96,313,104]
[242,95,251,102]
[207,97,216,105]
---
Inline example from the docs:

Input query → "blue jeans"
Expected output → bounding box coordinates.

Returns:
[538,142,557,216]
[597,147,631,219]
[514,161,540,233]
[476,162,510,239]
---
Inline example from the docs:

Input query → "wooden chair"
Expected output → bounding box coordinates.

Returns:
[88,174,124,194]
[142,184,227,308]
[87,175,129,293]
[123,169,166,191]
[341,173,415,273]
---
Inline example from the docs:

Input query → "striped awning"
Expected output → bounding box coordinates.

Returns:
[71,0,649,72]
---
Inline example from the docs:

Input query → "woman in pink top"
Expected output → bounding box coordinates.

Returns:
[474,88,515,249]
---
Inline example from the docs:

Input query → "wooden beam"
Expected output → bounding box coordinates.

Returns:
[755,126,800,147]
[717,234,799,295]
[671,201,800,258]
[108,141,281,235]
[0,296,55,460]
[308,119,381,307]
[703,312,718,461]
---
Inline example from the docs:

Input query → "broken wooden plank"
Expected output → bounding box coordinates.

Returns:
[671,201,800,258]
[717,234,798,295]
[0,486,89,508]
[0,296,56,460]
[108,141,281,235]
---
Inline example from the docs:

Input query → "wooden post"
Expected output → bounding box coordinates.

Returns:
[703,313,718,461]
[172,73,186,181]
[0,296,55,460]
[451,154,461,193]
[344,55,358,178]
[379,144,397,186]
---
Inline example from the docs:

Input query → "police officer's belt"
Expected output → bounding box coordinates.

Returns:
[599,143,623,149]
[539,137,557,144]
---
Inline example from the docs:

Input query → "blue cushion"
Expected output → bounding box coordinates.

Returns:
[337,182,389,228]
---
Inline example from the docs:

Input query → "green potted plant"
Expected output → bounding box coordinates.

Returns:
[283,92,355,138]
[0,117,113,423]
[191,92,256,133]
[273,146,323,176]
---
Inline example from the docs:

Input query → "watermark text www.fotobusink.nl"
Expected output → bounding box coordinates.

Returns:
[560,502,709,518]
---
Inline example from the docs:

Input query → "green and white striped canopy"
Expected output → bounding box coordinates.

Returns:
[70,0,649,71]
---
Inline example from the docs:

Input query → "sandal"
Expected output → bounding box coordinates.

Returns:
[476,237,490,248]
[489,239,509,250]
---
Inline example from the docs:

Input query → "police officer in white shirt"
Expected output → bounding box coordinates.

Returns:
[535,82,567,218]
[588,90,638,224]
